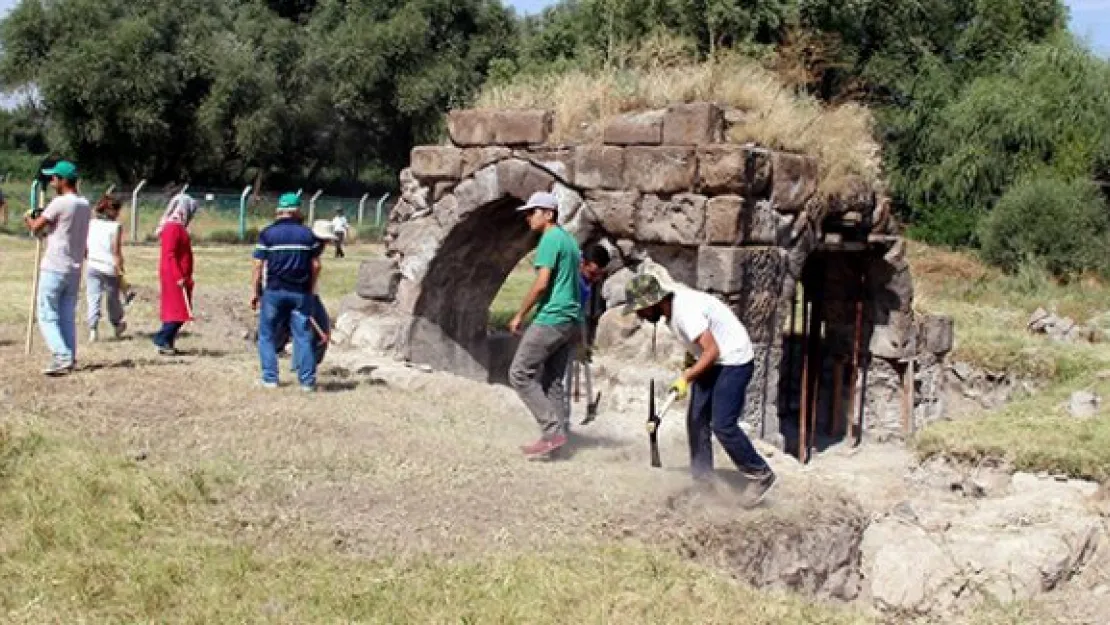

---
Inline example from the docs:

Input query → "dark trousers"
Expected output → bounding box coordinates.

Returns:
[334,232,345,258]
[687,362,769,479]
[153,322,184,348]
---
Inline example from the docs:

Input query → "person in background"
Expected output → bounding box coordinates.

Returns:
[508,191,582,459]
[0,187,8,225]
[624,274,777,505]
[85,196,128,342]
[330,208,349,258]
[152,194,198,355]
[251,192,323,391]
[24,160,91,375]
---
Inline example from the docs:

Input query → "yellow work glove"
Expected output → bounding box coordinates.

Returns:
[669,376,690,400]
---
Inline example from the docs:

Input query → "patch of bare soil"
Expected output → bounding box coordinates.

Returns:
[3,287,1108,624]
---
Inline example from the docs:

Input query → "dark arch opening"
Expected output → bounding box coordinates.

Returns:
[408,196,537,383]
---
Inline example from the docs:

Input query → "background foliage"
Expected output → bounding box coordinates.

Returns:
[1,0,1109,275]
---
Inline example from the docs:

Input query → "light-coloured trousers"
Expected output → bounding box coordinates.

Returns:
[38,269,80,363]
[86,269,125,330]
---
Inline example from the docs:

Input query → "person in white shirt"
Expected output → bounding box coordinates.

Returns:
[24,160,91,376]
[85,196,128,342]
[330,209,349,258]
[624,273,775,503]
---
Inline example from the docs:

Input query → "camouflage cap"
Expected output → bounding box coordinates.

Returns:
[623,274,671,315]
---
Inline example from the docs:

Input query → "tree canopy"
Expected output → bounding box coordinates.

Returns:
[3,0,1110,276]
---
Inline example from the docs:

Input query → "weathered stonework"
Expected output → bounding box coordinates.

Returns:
[359,103,949,451]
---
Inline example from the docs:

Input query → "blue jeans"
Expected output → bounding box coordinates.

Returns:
[38,269,80,363]
[153,322,184,348]
[687,363,769,479]
[258,289,316,387]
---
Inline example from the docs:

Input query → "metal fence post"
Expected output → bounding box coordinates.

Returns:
[130,179,147,243]
[358,193,370,226]
[309,189,323,224]
[375,193,390,227]
[239,185,253,242]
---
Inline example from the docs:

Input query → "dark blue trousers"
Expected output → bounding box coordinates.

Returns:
[687,362,770,479]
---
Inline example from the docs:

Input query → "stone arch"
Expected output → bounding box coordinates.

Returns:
[359,104,954,451]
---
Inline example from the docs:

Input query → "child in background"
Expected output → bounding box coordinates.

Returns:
[85,196,128,341]
[330,208,349,258]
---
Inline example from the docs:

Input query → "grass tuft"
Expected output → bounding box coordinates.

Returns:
[477,46,880,198]
[0,422,871,624]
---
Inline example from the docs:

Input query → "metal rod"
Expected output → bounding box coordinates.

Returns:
[852,270,867,447]
[358,193,370,226]
[238,185,253,242]
[375,193,391,227]
[798,288,811,463]
[902,359,915,438]
[808,298,823,458]
[308,189,324,225]
[130,179,147,243]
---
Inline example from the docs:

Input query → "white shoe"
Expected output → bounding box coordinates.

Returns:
[88,329,98,343]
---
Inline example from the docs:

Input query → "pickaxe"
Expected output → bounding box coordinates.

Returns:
[647,379,679,468]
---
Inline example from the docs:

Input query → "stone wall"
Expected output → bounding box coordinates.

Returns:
[354,102,953,449]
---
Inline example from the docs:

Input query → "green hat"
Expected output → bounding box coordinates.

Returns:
[623,274,671,315]
[277,192,302,212]
[42,160,78,181]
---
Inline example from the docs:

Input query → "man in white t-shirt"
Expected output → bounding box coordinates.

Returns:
[330,209,349,258]
[624,273,775,503]
[24,160,91,376]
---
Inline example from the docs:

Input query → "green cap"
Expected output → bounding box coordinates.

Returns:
[42,160,78,181]
[277,192,302,212]
[623,274,671,315]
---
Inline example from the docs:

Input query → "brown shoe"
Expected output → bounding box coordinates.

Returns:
[521,434,568,459]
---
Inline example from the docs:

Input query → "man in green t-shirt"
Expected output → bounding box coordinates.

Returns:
[509,191,582,459]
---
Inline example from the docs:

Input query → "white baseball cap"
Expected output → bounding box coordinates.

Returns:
[517,191,559,214]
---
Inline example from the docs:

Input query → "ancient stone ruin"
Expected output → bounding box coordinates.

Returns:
[354,103,954,454]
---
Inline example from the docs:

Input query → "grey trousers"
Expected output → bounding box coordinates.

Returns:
[509,322,575,438]
[86,269,124,330]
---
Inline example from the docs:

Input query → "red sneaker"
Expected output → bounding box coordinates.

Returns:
[521,434,568,459]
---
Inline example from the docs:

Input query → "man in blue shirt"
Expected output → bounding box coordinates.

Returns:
[251,192,323,391]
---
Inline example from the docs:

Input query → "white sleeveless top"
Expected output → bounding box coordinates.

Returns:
[87,219,120,276]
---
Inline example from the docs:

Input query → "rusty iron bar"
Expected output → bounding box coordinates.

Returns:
[782,286,798,422]
[798,287,812,463]
[831,358,845,437]
[807,293,823,458]
[851,268,867,447]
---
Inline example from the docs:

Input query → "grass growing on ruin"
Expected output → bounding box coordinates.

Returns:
[477,36,880,198]
[909,242,1110,380]
[911,242,1110,480]
[915,374,1110,481]
[0,422,873,624]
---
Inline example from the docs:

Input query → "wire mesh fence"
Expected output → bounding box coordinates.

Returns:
[0,180,394,244]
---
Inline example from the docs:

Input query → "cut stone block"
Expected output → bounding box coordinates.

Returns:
[663,102,723,145]
[410,146,463,181]
[623,146,696,194]
[603,110,664,146]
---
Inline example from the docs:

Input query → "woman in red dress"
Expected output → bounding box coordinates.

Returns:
[152,194,198,355]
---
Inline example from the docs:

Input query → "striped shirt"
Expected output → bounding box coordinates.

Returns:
[253,219,323,293]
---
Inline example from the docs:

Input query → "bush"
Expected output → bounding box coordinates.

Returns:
[979,177,1110,277]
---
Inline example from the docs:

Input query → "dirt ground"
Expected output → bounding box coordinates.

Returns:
[2,237,1108,624]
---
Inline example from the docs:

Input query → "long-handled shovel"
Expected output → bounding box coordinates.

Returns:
[647,380,680,468]
[24,182,45,357]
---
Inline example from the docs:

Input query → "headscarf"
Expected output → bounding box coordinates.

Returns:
[155,194,199,235]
